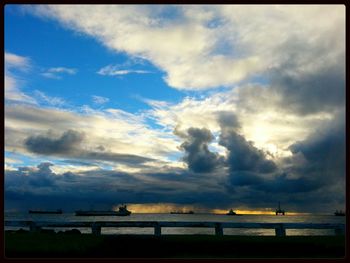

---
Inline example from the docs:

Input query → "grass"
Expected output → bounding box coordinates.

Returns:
[5,232,346,258]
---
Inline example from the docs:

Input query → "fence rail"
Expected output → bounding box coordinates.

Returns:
[5,220,345,236]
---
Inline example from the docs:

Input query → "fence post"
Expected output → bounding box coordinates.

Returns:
[91,223,101,235]
[29,222,41,233]
[154,223,161,236]
[275,224,286,237]
[215,223,223,236]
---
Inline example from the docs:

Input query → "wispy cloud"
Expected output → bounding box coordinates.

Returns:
[5,52,31,70]
[5,52,36,104]
[48,67,77,74]
[33,90,65,106]
[97,65,151,76]
[5,53,73,105]
[42,67,77,79]
[92,95,110,105]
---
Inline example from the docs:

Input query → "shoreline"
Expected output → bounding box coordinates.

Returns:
[5,232,345,258]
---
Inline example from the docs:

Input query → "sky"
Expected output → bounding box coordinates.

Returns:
[4,5,345,213]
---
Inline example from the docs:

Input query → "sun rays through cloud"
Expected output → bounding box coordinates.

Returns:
[5,4,345,213]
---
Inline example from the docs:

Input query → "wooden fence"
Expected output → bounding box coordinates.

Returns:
[5,220,345,237]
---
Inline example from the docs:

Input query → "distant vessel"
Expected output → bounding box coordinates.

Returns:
[170,210,194,214]
[275,202,285,215]
[334,210,345,216]
[226,209,238,215]
[75,205,131,216]
[29,209,63,214]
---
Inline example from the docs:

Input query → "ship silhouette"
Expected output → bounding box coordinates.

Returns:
[275,202,285,215]
[334,210,345,216]
[75,205,131,216]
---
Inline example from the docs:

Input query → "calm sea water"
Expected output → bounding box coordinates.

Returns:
[5,212,345,236]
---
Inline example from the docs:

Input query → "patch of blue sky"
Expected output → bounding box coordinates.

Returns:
[164,151,183,163]
[5,151,47,168]
[182,86,232,100]
[98,164,116,171]
[6,150,102,170]
[5,5,185,114]
[152,5,185,25]
[141,115,164,131]
[91,66,183,113]
[56,159,97,167]
[206,17,226,29]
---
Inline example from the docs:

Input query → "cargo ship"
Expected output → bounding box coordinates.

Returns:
[75,205,131,216]
[334,210,345,216]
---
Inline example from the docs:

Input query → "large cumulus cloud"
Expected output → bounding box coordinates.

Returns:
[172,108,345,212]
[219,130,277,174]
[26,5,345,90]
[175,127,223,173]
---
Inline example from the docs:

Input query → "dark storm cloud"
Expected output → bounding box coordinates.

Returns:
[5,162,56,189]
[288,113,345,183]
[170,105,345,212]
[213,109,344,212]
[215,110,277,174]
[233,173,324,194]
[262,29,345,116]
[4,187,231,212]
[262,175,325,194]
[216,111,240,129]
[6,112,345,213]
[175,127,223,173]
[228,171,264,186]
[270,64,345,115]
[24,129,154,165]
[234,46,345,117]
[5,162,141,208]
[219,129,277,174]
[4,162,230,211]
[25,129,83,154]
[224,112,345,211]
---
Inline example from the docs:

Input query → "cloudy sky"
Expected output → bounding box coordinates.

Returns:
[4,5,345,213]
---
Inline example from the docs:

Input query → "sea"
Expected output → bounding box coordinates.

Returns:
[4,212,345,236]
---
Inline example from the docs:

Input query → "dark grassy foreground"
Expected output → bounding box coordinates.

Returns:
[5,232,345,258]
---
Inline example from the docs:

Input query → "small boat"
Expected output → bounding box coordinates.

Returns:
[75,205,131,216]
[29,209,63,214]
[334,210,345,216]
[226,209,237,215]
[170,210,194,214]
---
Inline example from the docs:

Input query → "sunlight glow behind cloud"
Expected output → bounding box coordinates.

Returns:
[4,5,345,213]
